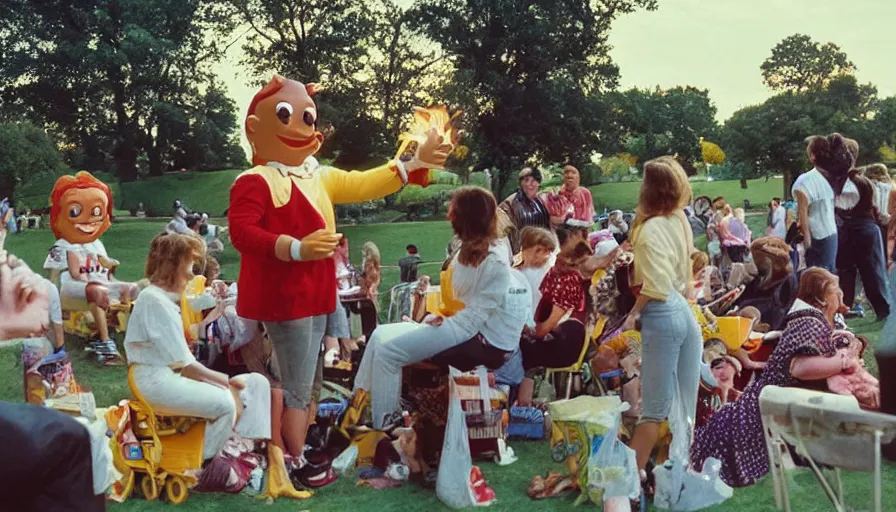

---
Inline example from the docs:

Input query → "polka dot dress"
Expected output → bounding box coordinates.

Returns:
[689,307,834,487]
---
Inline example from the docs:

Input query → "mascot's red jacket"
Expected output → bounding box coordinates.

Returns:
[229,75,449,322]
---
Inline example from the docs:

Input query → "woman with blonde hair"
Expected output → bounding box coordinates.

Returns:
[354,187,531,430]
[124,232,271,461]
[621,156,703,491]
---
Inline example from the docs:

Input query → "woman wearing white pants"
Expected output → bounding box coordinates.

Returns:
[354,187,531,430]
[125,233,270,460]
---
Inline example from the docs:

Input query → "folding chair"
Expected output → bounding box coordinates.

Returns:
[544,320,597,400]
[759,385,896,512]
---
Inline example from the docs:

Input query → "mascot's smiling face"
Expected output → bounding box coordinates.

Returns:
[49,172,113,244]
[245,75,324,167]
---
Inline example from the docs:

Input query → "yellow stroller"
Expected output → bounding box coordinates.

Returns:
[106,367,206,504]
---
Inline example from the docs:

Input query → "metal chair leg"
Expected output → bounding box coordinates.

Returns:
[761,415,785,510]
[564,372,572,400]
[875,430,882,512]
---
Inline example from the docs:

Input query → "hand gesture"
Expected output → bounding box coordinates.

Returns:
[423,314,444,327]
[0,252,49,341]
[229,376,246,390]
[415,128,454,170]
[299,230,342,261]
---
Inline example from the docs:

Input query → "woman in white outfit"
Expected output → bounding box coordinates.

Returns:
[354,187,531,430]
[124,232,271,460]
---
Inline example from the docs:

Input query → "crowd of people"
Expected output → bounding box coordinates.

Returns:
[3,115,896,510]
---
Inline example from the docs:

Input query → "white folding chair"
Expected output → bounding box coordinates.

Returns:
[759,385,896,512]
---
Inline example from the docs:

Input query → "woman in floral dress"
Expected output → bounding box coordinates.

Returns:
[690,268,864,487]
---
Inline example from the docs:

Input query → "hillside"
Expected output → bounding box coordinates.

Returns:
[12,167,787,218]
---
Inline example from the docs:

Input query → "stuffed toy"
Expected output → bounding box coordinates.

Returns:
[827,331,880,410]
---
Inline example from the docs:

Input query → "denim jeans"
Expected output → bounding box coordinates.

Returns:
[639,292,702,423]
[806,233,838,272]
[837,217,890,319]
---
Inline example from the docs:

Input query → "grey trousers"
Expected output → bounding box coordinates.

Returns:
[264,315,326,409]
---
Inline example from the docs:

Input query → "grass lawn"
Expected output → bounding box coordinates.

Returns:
[590,178,785,214]
[14,165,785,222]
[4,212,895,511]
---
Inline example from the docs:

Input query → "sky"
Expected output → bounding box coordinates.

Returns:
[213,0,896,152]
[608,0,896,120]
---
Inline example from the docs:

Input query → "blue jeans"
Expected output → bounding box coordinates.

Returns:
[805,233,838,272]
[837,217,891,318]
[639,293,702,423]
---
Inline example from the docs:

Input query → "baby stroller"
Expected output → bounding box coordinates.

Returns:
[106,368,206,504]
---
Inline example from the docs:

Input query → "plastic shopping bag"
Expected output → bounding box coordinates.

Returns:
[436,367,496,508]
[653,380,732,511]
[76,413,122,495]
[548,395,627,505]
[588,413,640,507]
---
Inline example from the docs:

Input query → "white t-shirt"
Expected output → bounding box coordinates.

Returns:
[769,205,787,239]
[874,181,892,222]
[835,178,860,210]
[44,239,111,285]
[517,264,550,324]
[792,168,837,240]
[124,284,197,368]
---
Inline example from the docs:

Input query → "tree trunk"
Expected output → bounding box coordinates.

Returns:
[740,177,748,189]
[783,171,794,201]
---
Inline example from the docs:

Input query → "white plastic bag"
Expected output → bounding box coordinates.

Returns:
[588,413,640,505]
[76,413,121,495]
[653,380,732,511]
[332,445,358,475]
[437,367,493,509]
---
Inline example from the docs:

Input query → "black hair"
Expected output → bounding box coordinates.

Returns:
[406,244,418,254]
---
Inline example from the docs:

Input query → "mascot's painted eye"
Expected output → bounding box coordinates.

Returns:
[275,102,294,124]
[302,107,317,127]
[69,204,82,218]
[92,206,102,217]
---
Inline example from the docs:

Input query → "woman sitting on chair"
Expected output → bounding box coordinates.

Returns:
[354,187,531,430]
[124,232,271,461]
[516,227,593,405]
[690,267,863,487]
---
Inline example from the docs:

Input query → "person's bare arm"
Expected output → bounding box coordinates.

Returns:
[794,189,811,246]
[181,362,229,389]
[790,351,857,381]
[51,322,65,350]
[534,304,570,338]
[66,252,86,281]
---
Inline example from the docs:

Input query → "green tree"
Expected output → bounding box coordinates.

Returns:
[415,0,657,196]
[609,86,718,172]
[0,122,70,202]
[761,34,856,93]
[0,0,241,180]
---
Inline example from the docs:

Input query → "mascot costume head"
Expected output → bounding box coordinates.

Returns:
[49,172,114,244]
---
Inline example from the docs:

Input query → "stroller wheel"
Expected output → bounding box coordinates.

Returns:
[165,475,189,504]
[140,474,160,501]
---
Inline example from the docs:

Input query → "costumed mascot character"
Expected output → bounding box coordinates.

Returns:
[43,172,137,365]
[228,75,455,470]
